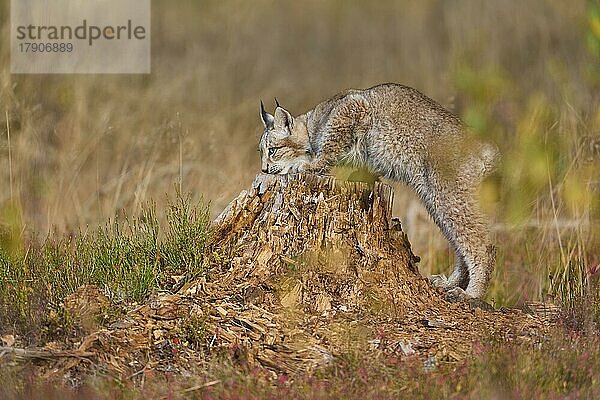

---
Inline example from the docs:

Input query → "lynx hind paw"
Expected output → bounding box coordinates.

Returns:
[445,287,494,310]
[429,274,451,289]
[429,275,473,303]
[444,287,471,302]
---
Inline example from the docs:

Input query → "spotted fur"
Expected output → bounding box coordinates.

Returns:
[259,83,498,299]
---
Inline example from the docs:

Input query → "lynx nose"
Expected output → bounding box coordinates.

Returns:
[261,166,269,173]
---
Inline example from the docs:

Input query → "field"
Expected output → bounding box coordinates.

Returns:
[1,0,599,398]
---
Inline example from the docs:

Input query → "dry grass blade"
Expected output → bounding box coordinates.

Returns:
[180,380,221,394]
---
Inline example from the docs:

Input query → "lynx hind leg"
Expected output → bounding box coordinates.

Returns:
[446,259,470,289]
[459,242,493,298]
[421,180,494,299]
[450,204,494,299]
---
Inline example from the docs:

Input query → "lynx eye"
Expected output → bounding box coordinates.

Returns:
[268,147,279,157]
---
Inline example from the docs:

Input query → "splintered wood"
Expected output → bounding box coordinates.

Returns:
[211,173,423,304]
[3,173,552,380]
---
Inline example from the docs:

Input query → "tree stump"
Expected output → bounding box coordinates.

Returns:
[211,173,440,317]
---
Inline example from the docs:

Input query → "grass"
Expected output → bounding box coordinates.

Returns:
[0,0,599,398]
[0,192,211,344]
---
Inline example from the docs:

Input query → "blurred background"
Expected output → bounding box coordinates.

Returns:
[0,0,598,305]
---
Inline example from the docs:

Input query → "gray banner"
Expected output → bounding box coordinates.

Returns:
[11,0,151,74]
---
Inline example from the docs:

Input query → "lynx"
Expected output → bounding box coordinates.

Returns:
[258,83,498,299]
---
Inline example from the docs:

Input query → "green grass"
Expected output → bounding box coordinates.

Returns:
[0,192,211,344]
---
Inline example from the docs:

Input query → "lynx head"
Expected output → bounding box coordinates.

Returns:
[259,99,311,174]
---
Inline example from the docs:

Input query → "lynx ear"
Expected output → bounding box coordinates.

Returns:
[260,100,274,128]
[274,101,294,130]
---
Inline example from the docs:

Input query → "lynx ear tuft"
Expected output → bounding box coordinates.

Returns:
[260,100,274,128]
[274,102,294,130]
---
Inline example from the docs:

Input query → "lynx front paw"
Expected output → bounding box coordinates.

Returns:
[299,159,333,175]
[288,163,307,174]
[303,166,331,176]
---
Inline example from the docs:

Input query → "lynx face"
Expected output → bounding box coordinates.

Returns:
[259,101,311,174]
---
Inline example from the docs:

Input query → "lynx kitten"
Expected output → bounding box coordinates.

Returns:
[258,83,498,299]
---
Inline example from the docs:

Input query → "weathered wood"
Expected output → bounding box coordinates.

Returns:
[0,346,95,361]
[210,173,430,316]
